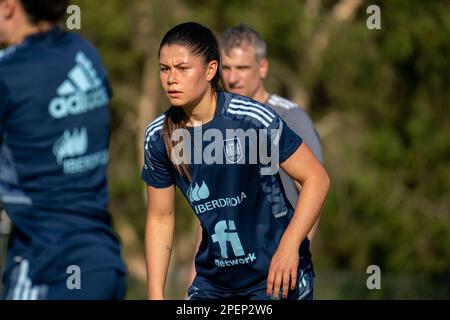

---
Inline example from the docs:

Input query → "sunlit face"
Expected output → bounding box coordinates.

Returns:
[221,45,268,99]
[159,44,216,108]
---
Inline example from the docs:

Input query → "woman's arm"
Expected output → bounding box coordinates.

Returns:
[145,185,176,300]
[267,143,330,299]
[293,180,322,242]
[187,220,202,290]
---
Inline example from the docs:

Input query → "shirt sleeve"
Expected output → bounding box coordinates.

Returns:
[263,109,303,166]
[282,107,324,163]
[140,127,175,188]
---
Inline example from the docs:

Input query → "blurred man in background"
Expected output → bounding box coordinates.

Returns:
[0,0,126,299]
[220,23,325,298]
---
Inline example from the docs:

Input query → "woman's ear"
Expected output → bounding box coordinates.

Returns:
[206,60,219,82]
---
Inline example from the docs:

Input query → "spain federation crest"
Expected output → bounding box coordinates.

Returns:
[223,137,243,163]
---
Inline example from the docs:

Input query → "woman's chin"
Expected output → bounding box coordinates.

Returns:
[167,98,185,107]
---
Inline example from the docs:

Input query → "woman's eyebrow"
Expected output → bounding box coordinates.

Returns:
[174,62,190,67]
[159,62,191,67]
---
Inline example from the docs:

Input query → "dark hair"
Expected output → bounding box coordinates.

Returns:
[159,22,226,181]
[19,0,69,24]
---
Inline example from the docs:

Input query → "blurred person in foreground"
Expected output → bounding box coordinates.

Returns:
[0,0,126,299]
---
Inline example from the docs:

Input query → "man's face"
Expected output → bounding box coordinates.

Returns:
[221,45,268,99]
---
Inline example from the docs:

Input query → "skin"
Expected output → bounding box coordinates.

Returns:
[221,45,269,103]
[159,45,218,127]
[265,143,329,299]
[0,0,53,47]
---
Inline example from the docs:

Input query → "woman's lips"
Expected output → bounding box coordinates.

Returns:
[168,90,182,97]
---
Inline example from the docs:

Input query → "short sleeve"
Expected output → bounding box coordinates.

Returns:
[267,113,303,165]
[140,126,175,188]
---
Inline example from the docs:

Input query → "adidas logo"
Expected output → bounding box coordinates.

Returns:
[187,181,210,203]
[48,51,109,119]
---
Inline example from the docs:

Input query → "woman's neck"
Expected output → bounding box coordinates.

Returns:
[8,21,53,46]
[184,88,217,127]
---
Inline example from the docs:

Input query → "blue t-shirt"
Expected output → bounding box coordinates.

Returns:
[0,27,125,284]
[142,92,311,290]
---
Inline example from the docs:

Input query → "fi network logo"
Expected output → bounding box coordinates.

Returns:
[212,220,256,268]
[187,181,210,203]
[212,220,244,259]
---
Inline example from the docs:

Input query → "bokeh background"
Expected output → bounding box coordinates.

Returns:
[3,0,449,299]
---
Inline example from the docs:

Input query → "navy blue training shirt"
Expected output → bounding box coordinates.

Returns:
[142,92,311,290]
[0,27,125,284]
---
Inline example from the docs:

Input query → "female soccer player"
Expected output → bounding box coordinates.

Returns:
[0,0,126,299]
[142,22,330,300]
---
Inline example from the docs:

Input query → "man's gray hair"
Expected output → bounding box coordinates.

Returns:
[220,23,267,61]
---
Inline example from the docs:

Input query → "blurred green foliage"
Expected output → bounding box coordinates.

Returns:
[69,0,450,299]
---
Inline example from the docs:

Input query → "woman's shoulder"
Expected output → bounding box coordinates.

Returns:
[143,112,167,151]
[222,92,280,130]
